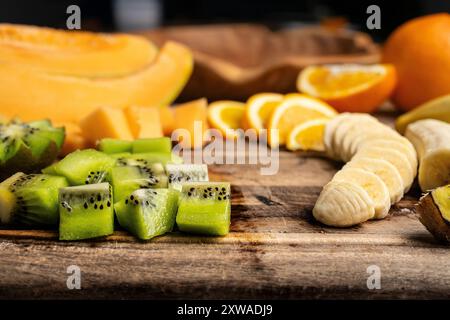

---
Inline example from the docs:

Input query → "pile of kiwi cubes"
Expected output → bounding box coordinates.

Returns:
[0,119,231,240]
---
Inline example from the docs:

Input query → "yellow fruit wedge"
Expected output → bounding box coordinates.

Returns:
[396,94,450,134]
[125,106,163,138]
[267,93,337,148]
[79,106,134,145]
[0,24,158,78]
[0,41,193,123]
[207,101,246,139]
[286,118,329,151]
[297,64,396,113]
[244,93,284,133]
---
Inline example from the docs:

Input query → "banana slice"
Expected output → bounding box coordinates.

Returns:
[313,180,375,227]
[332,113,379,161]
[354,146,414,192]
[346,125,398,159]
[340,121,386,162]
[357,138,418,174]
[405,119,450,191]
[324,113,352,160]
[344,157,404,204]
[332,167,391,219]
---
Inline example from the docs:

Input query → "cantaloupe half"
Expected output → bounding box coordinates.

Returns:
[125,106,163,138]
[172,98,209,149]
[0,24,158,77]
[0,41,193,123]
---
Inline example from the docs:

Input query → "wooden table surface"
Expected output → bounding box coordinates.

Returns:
[0,114,449,300]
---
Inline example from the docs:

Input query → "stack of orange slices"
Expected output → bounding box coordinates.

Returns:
[207,93,337,151]
[207,63,397,152]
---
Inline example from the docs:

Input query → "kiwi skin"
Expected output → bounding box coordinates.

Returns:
[417,193,450,244]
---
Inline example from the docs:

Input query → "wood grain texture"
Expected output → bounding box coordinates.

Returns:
[0,114,448,299]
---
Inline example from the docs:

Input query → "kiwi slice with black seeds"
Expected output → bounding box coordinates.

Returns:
[111,164,168,201]
[0,119,64,179]
[49,149,115,185]
[114,188,179,240]
[59,183,114,240]
[0,173,69,226]
[176,182,231,236]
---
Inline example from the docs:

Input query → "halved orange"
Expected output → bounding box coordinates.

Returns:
[244,93,284,133]
[267,93,337,147]
[207,100,246,139]
[286,118,329,151]
[297,64,397,113]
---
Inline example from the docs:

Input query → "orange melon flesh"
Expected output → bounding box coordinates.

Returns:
[159,107,175,135]
[125,106,163,138]
[0,24,158,77]
[0,41,193,123]
[79,106,134,145]
[172,98,209,149]
[54,122,89,156]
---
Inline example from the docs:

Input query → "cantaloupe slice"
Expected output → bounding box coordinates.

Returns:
[79,106,134,145]
[125,106,163,138]
[172,98,209,149]
[0,41,193,123]
[159,107,175,135]
[0,24,158,77]
[54,122,89,156]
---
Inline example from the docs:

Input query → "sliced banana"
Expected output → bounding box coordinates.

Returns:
[354,146,415,192]
[313,180,375,227]
[340,121,386,162]
[405,119,450,191]
[358,138,418,174]
[332,167,391,219]
[332,114,379,162]
[344,157,404,204]
[324,113,352,160]
[347,125,398,159]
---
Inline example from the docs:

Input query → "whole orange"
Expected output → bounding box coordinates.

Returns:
[382,13,450,111]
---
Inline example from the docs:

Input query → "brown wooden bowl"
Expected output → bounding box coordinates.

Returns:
[138,24,380,101]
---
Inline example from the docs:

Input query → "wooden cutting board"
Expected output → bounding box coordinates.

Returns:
[0,113,448,299]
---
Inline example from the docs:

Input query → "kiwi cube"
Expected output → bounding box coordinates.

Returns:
[59,183,114,240]
[98,139,132,154]
[0,173,69,226]
[111,164,168,201]
[165,164,209,191]
[51,149,116,185]
[115,188,179,240]
[176,182,231,236]
[112,152,183,165]
[132,137,172,154]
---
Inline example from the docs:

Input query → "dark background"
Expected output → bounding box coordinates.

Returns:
[0,0,448,41]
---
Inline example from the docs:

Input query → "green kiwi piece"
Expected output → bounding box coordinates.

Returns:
[0,119,64,179]
[97,138,132,154]
[0,173,69,226]
[51,149,116,185]
[176,182,231,236]
[59,182,114,240]
[112,152,183,165]
[132,137,172,154]
[115,188,179,240]
[111,164,168,201]
[165,164,209,191]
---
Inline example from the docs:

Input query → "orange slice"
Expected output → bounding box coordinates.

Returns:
[267,93,337,147]
[207,100,246,139]
[244,93,284,133]
[286,118,329,151]
[297,64,397,113]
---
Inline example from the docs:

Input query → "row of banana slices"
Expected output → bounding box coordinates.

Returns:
[314,113,418,227]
